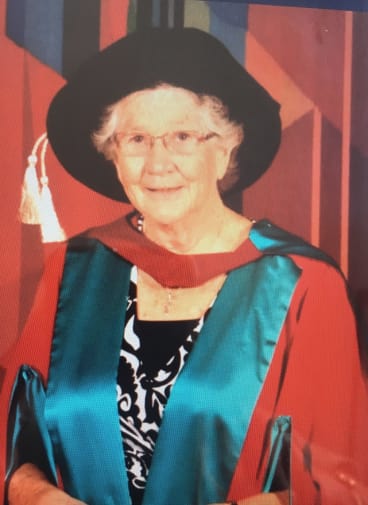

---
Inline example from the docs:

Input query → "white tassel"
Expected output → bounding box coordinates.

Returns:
[39,176,66,243]
[19,154,41,224]
[19,133,47,224]
[38,138,66,243]
[19,133,66,243]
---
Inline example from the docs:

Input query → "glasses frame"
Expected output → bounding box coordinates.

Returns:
[113,130,219,156]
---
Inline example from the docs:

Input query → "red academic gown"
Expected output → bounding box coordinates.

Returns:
[0,218,367,504]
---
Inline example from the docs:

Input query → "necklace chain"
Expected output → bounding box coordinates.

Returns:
[164,287,173,314]
[135,213,226,315]
[138,269,225,318]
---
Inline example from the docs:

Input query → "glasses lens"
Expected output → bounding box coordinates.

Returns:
[118,133,150,155]
[116,131,213,156]
[167,131,199,154]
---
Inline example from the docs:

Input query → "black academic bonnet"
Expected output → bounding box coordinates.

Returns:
[46,28,282,201]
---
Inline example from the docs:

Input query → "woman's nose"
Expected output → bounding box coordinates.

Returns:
[144,138,174,174]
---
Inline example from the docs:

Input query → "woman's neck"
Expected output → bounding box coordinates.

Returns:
[140,203,252,255]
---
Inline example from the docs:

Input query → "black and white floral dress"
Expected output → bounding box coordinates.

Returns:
[116,267,206,505]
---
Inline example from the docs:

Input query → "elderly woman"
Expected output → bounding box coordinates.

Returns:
[3,28,368,505]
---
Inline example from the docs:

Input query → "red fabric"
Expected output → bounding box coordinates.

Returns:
[229,255,368,504]
[85,216,262,287]
[1,225,367,504]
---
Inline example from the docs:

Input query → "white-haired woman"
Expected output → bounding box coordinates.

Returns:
[3,28,368,505]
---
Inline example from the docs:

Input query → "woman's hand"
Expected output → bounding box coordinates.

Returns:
[8,463,87,505]
[210,490,289,505]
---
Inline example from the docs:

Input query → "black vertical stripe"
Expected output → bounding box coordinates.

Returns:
[62,0,100,78]
[136,0,153,30]
[160,0,169,28]
[173,0,184,28]
[134,0,184,30]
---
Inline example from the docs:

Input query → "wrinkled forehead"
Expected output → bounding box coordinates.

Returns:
[115,85,210,130]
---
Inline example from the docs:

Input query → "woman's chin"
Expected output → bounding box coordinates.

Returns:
[144,186,185,201]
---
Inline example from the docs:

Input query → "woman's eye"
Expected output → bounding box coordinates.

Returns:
[128,134,146,144]
[175,131,192,142]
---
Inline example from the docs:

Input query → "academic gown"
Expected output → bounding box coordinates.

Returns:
[1,217,368,505]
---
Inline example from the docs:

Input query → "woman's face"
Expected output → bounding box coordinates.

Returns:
[112,87,231,226]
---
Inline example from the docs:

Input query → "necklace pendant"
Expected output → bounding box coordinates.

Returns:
[164,288,173,314]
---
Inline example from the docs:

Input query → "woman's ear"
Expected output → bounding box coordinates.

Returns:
[110,145,120,168]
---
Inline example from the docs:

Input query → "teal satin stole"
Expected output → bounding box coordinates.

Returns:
[45,240,131,505]
[42,237,300,505]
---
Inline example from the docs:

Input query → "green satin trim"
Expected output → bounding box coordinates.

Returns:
[45,240,131,504]
[263,416,292,494]
[45,240,300,504]
[6,365,58,485]
[250,220,338,268]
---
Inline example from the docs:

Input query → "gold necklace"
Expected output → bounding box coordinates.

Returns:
[138,269,226,317]
[163,286,174,314]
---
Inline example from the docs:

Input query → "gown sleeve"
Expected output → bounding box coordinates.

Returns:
[278,257,368,504]
[6,365,58,485]
[0,245,67,503]
[228,256,368,505]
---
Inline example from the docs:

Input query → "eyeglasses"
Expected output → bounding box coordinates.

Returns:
[114,130,218,156]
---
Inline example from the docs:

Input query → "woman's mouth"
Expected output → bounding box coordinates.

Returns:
[146,186,183,195]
